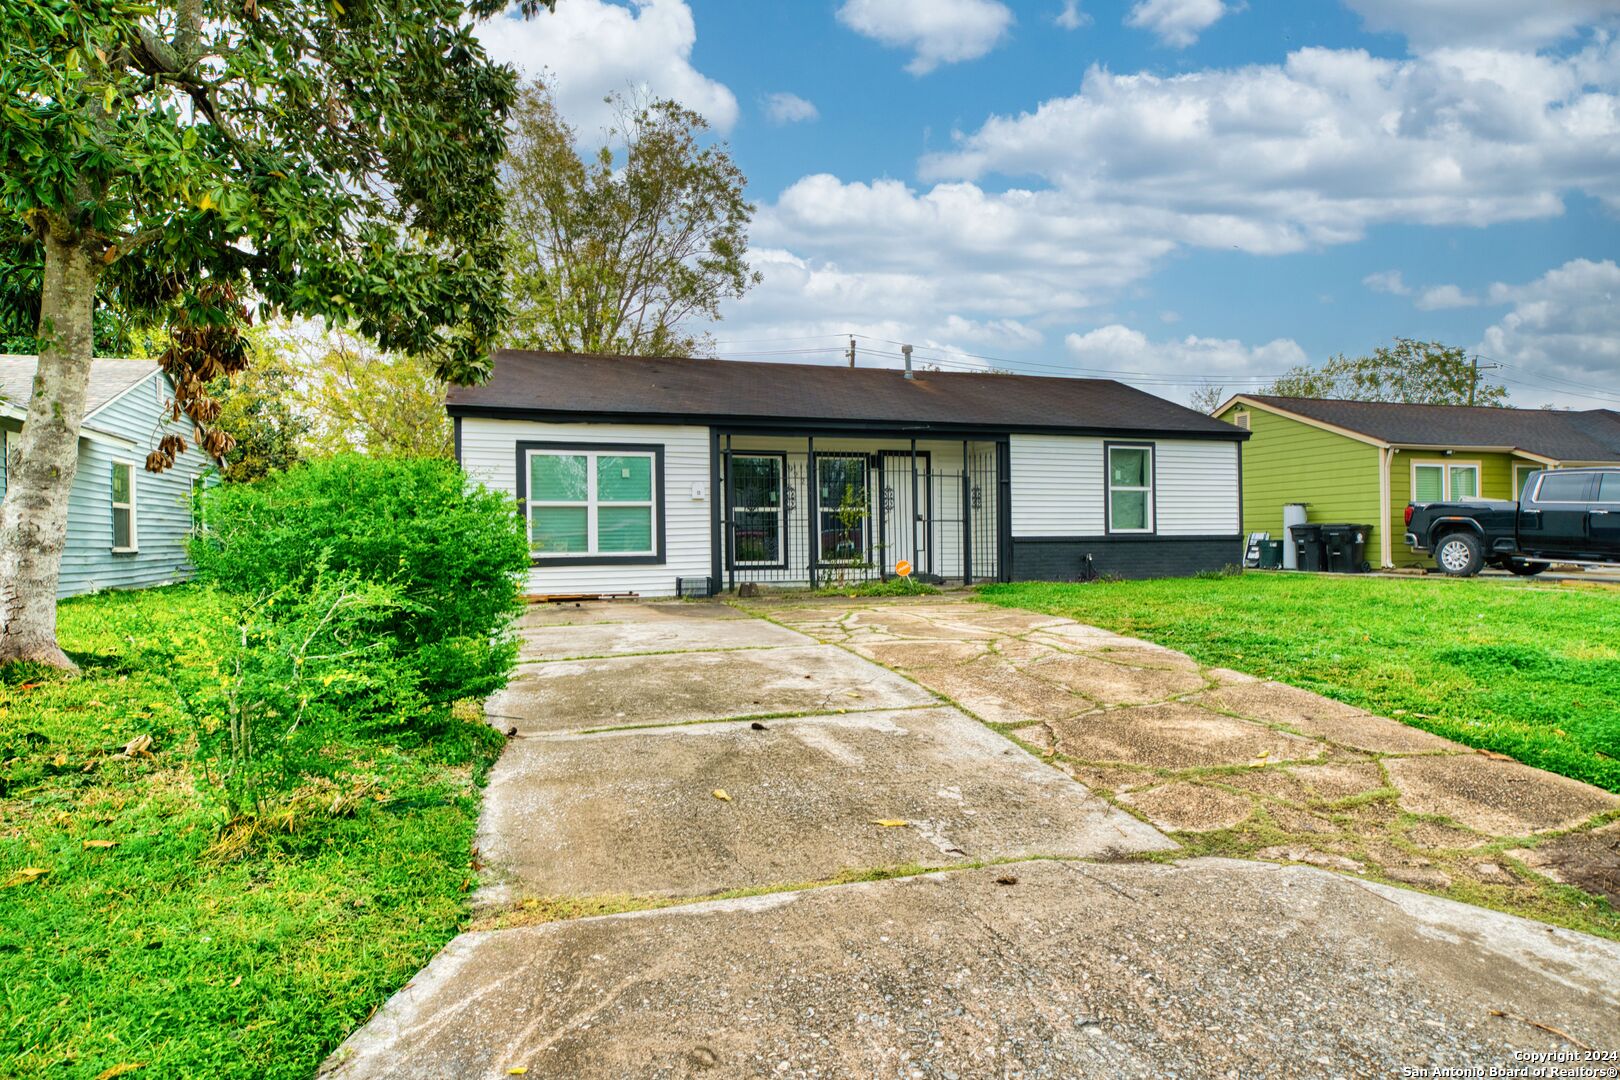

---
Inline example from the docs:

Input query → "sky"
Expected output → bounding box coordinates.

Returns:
[475,0,1620,409]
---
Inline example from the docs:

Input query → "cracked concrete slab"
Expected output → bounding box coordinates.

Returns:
[487,644,936,733]
[1196,681,1461,754]
[1020,702,1327,770]
[322,859,1620,1080]
[1027,651,1209,705]
[474,708,1172,904]
[516,616,810,660]
[1116,782,1254,831]
[1386,754,1620,834]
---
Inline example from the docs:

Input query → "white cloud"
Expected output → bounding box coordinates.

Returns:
[763,92,819,124]
[1363,270,1411,295]
[1414,283,1479,310]
[922,42,1620,247]
[1343,0,1620,51]
[836,0,1015,75]
[1477,259,1620,407]
[1125,0,1233,48]
[1064,324,1307,378]
[476,0,738,134]
[1056,1,1091,30]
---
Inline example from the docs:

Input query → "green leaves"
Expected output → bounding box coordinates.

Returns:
[1,0,542,381]
[1264,338,1508,406]
[501,82,760,357]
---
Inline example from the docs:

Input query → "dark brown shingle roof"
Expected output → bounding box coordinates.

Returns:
[447,351,1244,438]
[1239,395,1620,462]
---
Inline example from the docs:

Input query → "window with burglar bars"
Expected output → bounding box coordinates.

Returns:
[722,443,1001,588]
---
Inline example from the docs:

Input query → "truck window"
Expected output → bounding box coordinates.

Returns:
[1535,472,1593,503]
[1597,472,1620,503]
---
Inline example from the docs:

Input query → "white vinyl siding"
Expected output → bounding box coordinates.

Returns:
[1010,434,1238,538]
[1009,435,1104,536]
[1154,440,1241,536]
[459,417,712,598]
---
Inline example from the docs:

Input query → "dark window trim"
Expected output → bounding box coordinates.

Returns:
[515,440,667,567]
[812,450,874,565]
[725,450,790,571]
[1103,440,1157,537]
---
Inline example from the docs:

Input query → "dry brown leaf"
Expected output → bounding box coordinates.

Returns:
[119,734,154,759]
[870,819,909,828]
[2,866,48,888]
[83,840,119,849]
[711,789,732,802]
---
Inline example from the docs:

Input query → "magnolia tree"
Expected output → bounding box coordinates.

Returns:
[0,0,554,668]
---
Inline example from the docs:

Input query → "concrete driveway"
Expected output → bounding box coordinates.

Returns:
[323,599,1620,1079]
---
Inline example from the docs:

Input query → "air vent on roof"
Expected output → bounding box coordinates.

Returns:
[1233,412,1250,430]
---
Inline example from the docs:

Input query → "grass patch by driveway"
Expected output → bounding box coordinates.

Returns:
[979,574,1620,793]
[0,587,502,1079]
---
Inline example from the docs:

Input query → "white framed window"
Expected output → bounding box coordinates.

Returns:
[730,453,786,567]
[1106,443,1154,533]
[526,447,658,559]
[1412,460,1480,503]
[111,460,138,552]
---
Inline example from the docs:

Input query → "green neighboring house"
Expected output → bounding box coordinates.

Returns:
[1214,394,1620,568]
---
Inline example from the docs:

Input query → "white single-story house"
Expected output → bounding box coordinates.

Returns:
[1,355,211,598]
[449,351,1249,598]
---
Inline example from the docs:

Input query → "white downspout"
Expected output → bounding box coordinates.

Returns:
[1379,445,1393,568]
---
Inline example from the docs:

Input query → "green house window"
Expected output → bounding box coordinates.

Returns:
[1413,462,1479,503]
[527,449,656,557]
[1107,445,1154,532]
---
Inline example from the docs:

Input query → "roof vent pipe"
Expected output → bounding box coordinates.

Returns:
[902,343,913,379]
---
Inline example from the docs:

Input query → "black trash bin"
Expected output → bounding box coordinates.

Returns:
[1290,522,1325,572]
[1257,539,1284,569]
[1320,523,1374,573]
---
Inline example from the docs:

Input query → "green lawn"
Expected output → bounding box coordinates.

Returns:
[0,587,502,1079]
[979,574,1620,793]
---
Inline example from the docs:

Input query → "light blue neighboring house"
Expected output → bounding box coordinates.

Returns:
[0,355,214,598]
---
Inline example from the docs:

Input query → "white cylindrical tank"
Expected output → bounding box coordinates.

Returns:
[1283,503,1309,570]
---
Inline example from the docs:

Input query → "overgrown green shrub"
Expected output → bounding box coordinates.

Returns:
[159,575,425,812]
[189,456,529,710]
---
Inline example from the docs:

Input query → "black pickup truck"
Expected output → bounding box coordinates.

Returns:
[1405,467,1620,577]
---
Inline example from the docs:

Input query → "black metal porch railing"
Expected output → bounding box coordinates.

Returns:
[719,441,1000,591]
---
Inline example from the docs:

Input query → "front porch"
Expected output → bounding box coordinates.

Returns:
[715,433,1005,591]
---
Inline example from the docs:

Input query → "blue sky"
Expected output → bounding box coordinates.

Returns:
[478,0,1620,408]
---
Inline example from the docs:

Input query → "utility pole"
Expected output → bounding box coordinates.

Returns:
[847,336,856,368]
[1468,355,1502,406]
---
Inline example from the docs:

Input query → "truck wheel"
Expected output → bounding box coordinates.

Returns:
[1435,532,1484,577]
[1507,560,1550,577]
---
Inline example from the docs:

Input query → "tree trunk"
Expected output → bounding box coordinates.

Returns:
[0,233,101,670]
